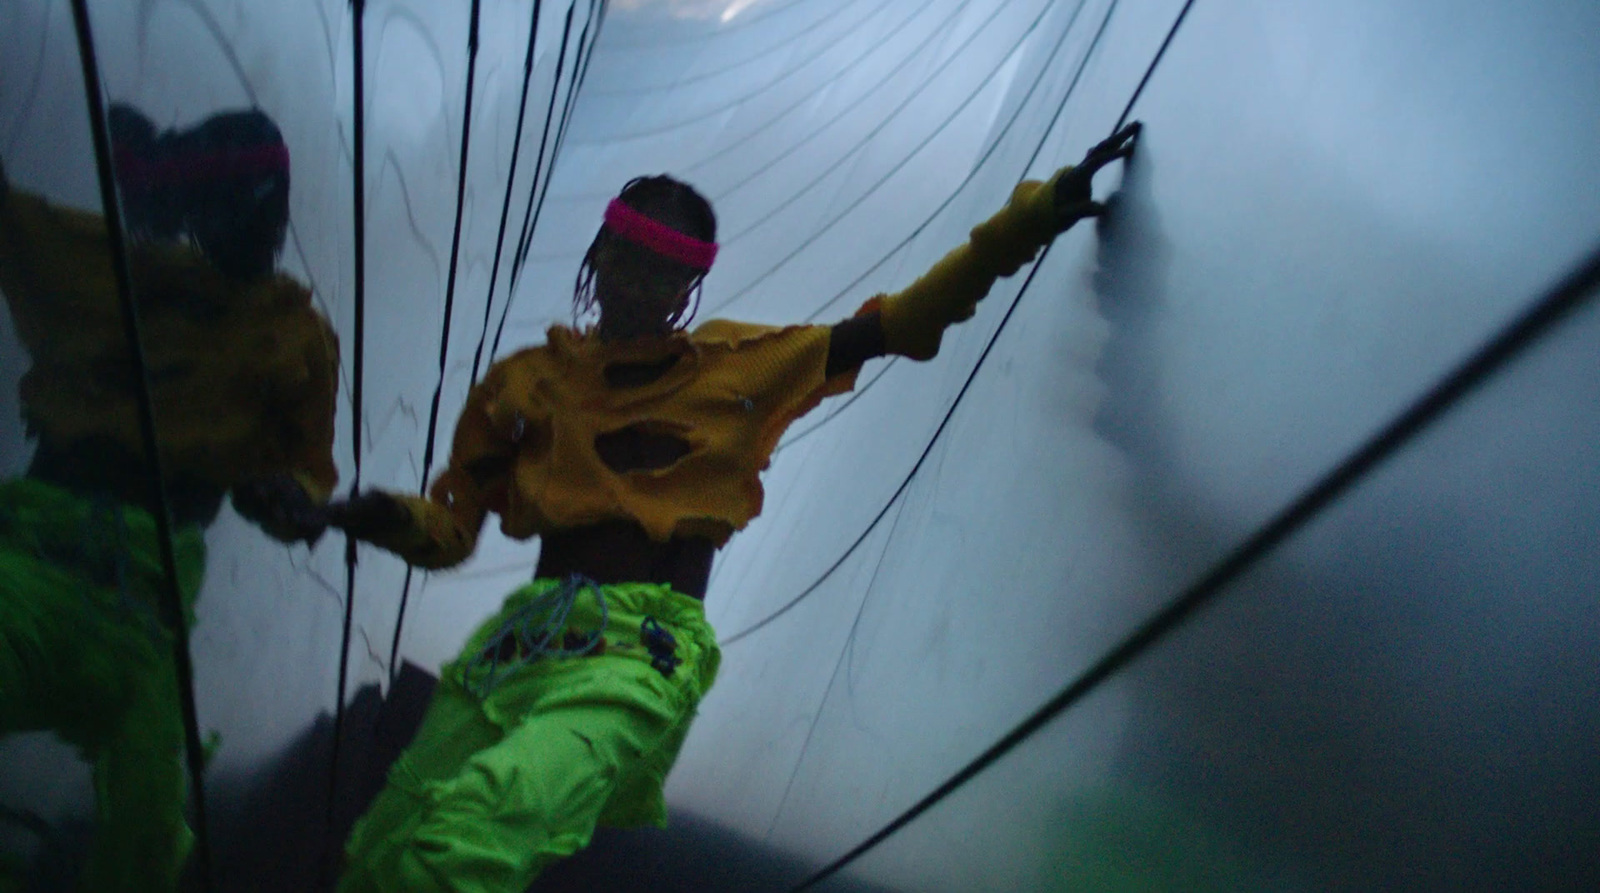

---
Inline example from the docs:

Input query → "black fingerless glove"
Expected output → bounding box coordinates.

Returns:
[233,473,328,545]
[328,490,412,540]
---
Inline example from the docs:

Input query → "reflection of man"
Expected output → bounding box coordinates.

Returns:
[0,105,338,891]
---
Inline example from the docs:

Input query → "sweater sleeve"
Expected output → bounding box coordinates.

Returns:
[866,167,1069,361]
[280,312,341,504]
[360,362,516,569]
[0,188,124,357]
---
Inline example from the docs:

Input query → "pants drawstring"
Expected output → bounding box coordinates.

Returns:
[465,573,609,698]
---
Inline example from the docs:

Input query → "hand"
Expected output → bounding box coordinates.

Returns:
[233,473,328,545]
[325,489,410,539]
[1054,120,1142,228]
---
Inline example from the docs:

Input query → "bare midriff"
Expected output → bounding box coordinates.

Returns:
[542,316,884,601]
[534,520,714,600]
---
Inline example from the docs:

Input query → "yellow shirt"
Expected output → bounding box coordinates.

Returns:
[374,171,1065,569]
[379,321,860,568]
[0,189,339,502]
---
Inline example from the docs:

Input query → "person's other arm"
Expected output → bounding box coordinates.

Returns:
[325,361,517,570]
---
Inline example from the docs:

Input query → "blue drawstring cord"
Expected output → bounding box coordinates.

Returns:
[641,616,681,678]
[466,573,609,698]
[85,496,162,641]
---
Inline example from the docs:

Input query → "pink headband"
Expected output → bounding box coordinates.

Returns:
[604,198,718,271]
[114,144,290,190]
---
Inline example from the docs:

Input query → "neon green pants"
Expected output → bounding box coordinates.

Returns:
[0,477,205,892]
[340,578,720,893]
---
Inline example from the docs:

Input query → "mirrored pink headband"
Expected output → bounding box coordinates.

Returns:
[114,144,290,189]
[604,198,718,271]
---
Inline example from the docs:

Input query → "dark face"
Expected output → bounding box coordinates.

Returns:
[189,172,289,280]
[591,235,700,340]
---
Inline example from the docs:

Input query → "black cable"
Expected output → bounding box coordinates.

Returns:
[763,495,911,841]
[491,1,576,356]
[494,0,602,363]
[789,2,1092,325]
[418,0,481,493]
[577,0,963,145]
[721,0,1116,647]
[549,0,959,208]
[774,3,1233,887]
[526,0,602,273]
[386,0,484,685]
[767,0,1132,455]
[705,0,1024,210]
[741,0,1105,461]
[601,0,813,50]
[66,3,216,888]
[586,0,880,97]
[787,236,1600,893]
[394,0,601,676]
[419,0,480,505]
[392,0,547,689]
[701,0,1078,317]
[549,0,603,205]
[468,0,544,389]
[678,0,965,182]
[1109,0,1189,130]
[326,0,367,880]
[509,0,591,284]
[744,0,1089,459]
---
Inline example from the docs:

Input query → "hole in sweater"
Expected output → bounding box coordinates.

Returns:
[594,421,692,473]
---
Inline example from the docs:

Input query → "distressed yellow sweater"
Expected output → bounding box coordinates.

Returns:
[377,321,858,568]
[0,188,339,504]
[370,172,1065,569]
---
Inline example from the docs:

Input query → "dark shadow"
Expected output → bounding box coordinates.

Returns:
[205,662,905,892]
[532,816,904,893]
[1076,141,1600,890]
[1091,141,1175,471]
[206,662,436,892]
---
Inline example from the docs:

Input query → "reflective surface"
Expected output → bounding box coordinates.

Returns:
[809,290,1600,893]
[0,6,208,886]
[1,0,1597,889]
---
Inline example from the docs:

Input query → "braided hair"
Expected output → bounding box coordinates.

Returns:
[574,175,716,330]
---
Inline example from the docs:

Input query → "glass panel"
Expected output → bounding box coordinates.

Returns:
[66,0,610,887]
[67,1,349,886]
[1,2,211,888]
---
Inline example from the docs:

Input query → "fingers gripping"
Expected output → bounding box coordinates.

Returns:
[1054,121,1141,229]
[1083,121,1142,173]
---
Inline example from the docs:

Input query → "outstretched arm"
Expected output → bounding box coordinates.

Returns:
[825,123,1139,372]
[231,311,343,544]
[324,364,516,569]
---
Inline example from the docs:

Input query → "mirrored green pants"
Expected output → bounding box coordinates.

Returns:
[340,578,720,893]
[0,477,205,892]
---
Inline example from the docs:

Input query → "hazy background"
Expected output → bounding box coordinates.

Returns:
[1,0,1596,889]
